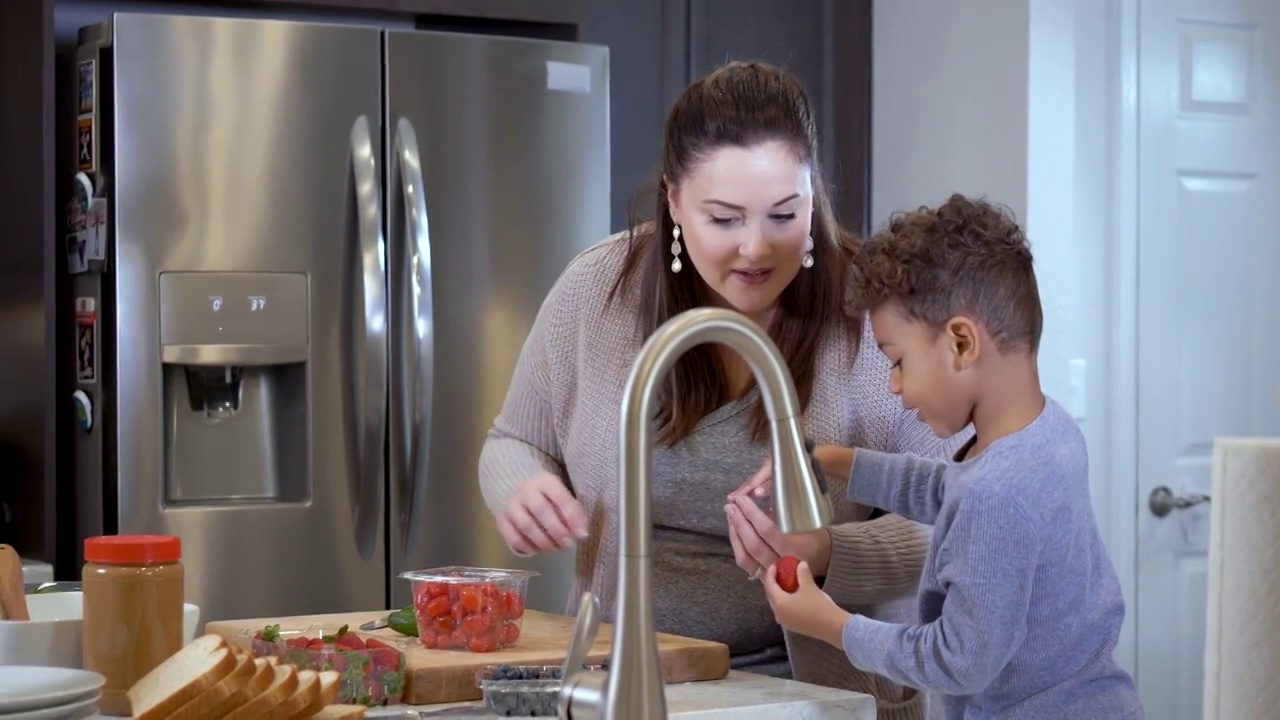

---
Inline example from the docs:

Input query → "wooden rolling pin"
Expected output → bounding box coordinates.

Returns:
[0,544,30,620]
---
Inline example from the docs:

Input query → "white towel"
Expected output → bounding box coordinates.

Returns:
[1203,437,1280,720]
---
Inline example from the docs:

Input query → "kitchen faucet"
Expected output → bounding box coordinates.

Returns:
[558,307,833,720]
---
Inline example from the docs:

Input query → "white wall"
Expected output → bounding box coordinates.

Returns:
[871,0,1134,673]
[870,0,1030,223]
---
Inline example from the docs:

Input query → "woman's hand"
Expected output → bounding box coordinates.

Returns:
[496,472,589,556]
[724,480,833,580]
[761,560,850,649]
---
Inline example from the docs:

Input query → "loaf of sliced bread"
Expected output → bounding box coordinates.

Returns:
[127,634,236,720]
[311,704,368,719]
[166,652,256,720]
[129,635,380,720]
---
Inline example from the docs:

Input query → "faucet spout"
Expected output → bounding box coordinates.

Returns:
[560,307,832,720]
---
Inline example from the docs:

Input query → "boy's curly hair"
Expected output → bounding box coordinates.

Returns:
[846,194,1043,353]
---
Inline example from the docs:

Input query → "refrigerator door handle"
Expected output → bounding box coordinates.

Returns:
[393,117,434,556]
[348,114,388,559]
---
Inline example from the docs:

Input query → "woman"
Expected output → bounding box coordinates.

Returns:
[478,61,963,719]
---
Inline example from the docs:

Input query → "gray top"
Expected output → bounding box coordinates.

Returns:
[843,397,1144,719]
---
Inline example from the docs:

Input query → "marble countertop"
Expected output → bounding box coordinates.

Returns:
[85,672,874,719]
[360,671,876,719]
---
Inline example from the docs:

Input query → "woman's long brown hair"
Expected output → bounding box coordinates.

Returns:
[608,61,860,446]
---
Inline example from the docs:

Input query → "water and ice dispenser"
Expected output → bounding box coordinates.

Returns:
[158,272,310,505]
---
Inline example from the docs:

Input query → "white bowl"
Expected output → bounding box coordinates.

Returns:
[0,591,200,669]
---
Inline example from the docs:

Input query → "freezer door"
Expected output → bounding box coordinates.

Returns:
[384,30,610,613]
[104,13,387,623]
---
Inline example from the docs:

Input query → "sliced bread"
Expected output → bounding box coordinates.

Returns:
[290,670,341,720]
[197,656,275,720]
[222,664,300,720]
[165,651,255,720]
[311,705,368,719]
[127,634,235,720]
[265,669,320,720]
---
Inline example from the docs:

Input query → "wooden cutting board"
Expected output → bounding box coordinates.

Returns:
[206,609,730,705]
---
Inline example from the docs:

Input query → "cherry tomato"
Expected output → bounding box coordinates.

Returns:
[424,595,451,618]
[419,629,438,649]
[461,613,495,636]
[467,629,499,653]
[459,586,484,615]
[504,591,525,620]
[500,621,521,646]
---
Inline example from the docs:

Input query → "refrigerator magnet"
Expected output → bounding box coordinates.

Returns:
[77,59,95,115]
[67,172,93,233]
[72,390,93,434]
[75,297,97,384]
[86,198,108,266]
[65,231,88,275]
[77,117,95,172]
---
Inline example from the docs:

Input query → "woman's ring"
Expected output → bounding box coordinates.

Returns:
[747,566,763,581]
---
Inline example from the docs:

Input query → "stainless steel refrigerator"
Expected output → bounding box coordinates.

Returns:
[64,12,609,624]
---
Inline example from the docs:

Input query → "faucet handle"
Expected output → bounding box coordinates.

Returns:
[562,591,601,680]
[559,592,605,720]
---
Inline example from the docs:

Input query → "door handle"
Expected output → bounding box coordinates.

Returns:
[392,117,434,556]
[347,114,388,559]
[1148,485,1211,518]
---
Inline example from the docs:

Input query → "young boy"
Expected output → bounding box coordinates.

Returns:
[755,195,1144,718]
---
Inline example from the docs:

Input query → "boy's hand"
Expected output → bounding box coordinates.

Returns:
[760,560,850,650]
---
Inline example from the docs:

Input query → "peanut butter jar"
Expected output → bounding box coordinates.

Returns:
[82,534,185,716]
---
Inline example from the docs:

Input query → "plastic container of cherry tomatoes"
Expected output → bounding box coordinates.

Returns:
[398,566,538,653]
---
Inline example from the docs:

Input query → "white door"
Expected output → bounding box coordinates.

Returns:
[1135,0,1280,717]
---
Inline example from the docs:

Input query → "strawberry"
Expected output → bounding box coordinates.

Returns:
[369,647,402,672]
[775,555,800,593]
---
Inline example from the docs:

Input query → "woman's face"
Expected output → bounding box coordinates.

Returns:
[667,141,814,326]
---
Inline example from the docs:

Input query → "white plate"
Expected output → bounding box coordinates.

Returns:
[0,667,104,714]
[0,693,99,720]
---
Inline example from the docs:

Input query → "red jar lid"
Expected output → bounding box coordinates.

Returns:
[84,535,182,565]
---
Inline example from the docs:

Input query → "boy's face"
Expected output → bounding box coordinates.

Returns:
[870,303,974,439]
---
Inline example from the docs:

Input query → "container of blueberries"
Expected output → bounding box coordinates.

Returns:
[475,664,565,717]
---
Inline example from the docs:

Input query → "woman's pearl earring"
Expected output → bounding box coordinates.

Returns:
[670,225,684,273]
[802,236,814,269]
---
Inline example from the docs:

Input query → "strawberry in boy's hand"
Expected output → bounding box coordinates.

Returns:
[775,555,800,593]
[761,558,850,649]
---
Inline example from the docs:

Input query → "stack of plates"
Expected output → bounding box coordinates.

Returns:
[0,667,104,720]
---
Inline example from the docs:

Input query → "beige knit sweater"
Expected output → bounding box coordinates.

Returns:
[479,232,967,719]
